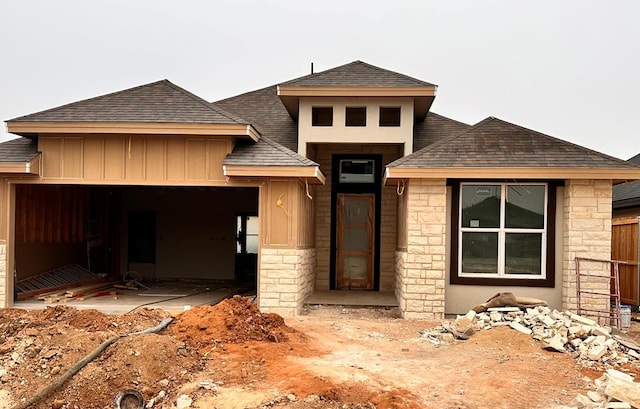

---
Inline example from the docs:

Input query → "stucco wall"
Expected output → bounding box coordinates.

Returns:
[298,97,414,156]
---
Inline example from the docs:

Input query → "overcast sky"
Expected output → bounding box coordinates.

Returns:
[1,1,638,160]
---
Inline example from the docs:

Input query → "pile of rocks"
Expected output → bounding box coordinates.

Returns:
[460,306,639,369]
[420,306,640,408]
[561,369,640,409]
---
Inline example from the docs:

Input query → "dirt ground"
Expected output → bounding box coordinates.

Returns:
[0,297,638,409]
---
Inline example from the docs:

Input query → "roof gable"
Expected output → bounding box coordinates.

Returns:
[279,61,435,88]
[8,80,248,125]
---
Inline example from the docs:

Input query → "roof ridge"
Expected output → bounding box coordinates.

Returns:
[279,60,435,87]
[159,81,249,125]
[8,80,169,122]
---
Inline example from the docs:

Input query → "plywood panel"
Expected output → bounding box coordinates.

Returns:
[40,137,62,178]
[62,138,83,179]
[207,140,228,181]
[125,136,145,180]
[166,138,186,180]
[104,136,125,179]
[15,185,88,244]
[186,139,207,181]
[267,181,291,245]
[145,138,166,180]
[83,138,104,179]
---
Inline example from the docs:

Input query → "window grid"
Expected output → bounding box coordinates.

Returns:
[458,182,547,279]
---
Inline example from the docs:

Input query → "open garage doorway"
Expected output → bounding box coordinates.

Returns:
[13,184,259,309]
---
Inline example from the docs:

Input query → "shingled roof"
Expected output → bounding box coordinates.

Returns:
[224,136,317,167]
[9,80,248,125]
[279,61,435,88]
[215,85,297,151]
[0,138,38,162]
[389,117,639,169]
[414,112,470,151]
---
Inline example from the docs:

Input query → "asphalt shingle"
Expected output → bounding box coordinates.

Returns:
[0,138,38,162]
[215,85,297,151]
[390,117,639,169]
[9,80,248,125]
[223,136,317,167]
[279,61,435,88]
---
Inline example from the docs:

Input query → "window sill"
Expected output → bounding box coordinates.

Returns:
[450,275,554,288]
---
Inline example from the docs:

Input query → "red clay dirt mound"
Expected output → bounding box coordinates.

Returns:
[169,295,295,349]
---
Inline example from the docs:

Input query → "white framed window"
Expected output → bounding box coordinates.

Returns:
[458,182,547,279]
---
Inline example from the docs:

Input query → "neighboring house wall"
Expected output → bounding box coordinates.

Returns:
[310,143,403,292]
[614,207,640,219]
[297,97,414,157]
[562,179,612,314]
[395,179,447,319]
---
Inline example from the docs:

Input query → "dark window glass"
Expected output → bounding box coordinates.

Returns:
[345,107,366,126]
[379,107,401,126]
[505,233,542,275]
[505,185,545,228]
[461,185,501,228]
[462,232,499,274]
[312,107,333,126]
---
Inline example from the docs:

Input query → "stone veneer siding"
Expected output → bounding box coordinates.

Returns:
[258,247,316,316]
[562,179,612,318]
[395,179,447,319]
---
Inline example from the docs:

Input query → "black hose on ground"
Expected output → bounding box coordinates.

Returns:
[10,317,174,409]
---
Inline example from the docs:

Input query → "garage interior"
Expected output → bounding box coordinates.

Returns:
[13,184,259,311]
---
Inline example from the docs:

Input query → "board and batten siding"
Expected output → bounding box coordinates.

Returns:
[39,135,233,184]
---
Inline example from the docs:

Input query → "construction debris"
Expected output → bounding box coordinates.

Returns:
[424,304,640,408]
[472,292,548,313]
[560,369,640,409]
[472,305,640,369]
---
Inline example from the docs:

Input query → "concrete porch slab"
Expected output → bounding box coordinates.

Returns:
[304,290,398,307]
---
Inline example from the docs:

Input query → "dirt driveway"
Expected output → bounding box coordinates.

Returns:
[0,297,637,409]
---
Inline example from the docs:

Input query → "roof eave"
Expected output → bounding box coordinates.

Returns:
[276,85,437,119]
[7,122,261,141]
[384,167,640,185]
[0,153,41,175]
[223,164,326,185]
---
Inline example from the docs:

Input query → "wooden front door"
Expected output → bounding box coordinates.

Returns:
[336,193,375,289]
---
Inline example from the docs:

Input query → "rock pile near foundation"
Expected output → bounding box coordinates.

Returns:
[561,369,640,409]
[422,306,640,408]
[470,306,640,369]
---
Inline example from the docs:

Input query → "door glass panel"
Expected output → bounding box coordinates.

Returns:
[343,228,368,252]
[505,233,542,275]
[343,256,368,279]
[506,185,545,228]
[461,185,501,228]
[343,196,370,222]
[462,232,498,274]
